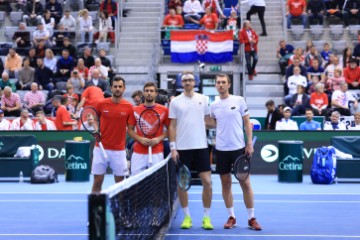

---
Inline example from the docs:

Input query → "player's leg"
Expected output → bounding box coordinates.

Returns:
[91,146,108,193]
[131,153,148,176]
[195,148,213,230]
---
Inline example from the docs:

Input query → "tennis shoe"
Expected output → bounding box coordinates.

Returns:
[180,216,192,229]
[248,217,262,231]
[202,216,214,230]
[224,216,237,229]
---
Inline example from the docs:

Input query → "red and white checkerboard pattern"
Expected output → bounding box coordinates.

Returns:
[196,39,208,55]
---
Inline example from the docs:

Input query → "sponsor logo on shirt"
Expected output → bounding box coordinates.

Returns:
[231,106,236,110]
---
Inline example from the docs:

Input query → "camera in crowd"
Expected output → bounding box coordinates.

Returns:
[155,89,170,106]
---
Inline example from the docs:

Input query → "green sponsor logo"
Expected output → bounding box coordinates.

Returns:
[279,155,303,171]
[66,154,87,170]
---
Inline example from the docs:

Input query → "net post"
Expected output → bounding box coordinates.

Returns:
[88,193,115,240]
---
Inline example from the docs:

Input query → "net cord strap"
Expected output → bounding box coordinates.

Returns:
[102,154,172,199]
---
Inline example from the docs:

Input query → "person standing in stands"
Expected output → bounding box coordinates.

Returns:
[52,96,77,130]
[264,100,283,130]
[239,21,259,81]
[241,0,267,36]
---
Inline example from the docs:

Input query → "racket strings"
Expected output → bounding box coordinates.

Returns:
[139,110,160,136]
[80,108,100,134]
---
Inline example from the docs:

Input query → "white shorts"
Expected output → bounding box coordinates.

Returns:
[130,152,164,176]
[91,147,129,176]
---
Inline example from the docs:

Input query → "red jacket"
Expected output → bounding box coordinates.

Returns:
[239,28,259,52]
[343,66,360,84]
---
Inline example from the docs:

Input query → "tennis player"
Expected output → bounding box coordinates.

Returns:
[209,74,262,230]
[128,82,170,175]
[91,76,133,193]
[169,72,214,230]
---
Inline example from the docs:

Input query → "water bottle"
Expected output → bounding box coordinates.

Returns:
[19,171,24,183]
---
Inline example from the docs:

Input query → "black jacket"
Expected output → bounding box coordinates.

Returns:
[265,108,283,130]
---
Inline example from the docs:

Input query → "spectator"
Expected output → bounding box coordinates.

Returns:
[41,10,55,36]
[278,104,286,114]
[277,40,295,77]
[342,47,353,67]
[28,48,38,68]
[35,110,57,130]
[242,0,267,36]
[98,49,114,80]
[12,23,31,52]
[285,57,307,95]
[307,58,325,90]
[275,106,299,130]
[305,40,314,53]
[239,20,259,80]
[23,82,45,114]
[264,99,283,130]
[307,0,325,25]
[74,58,89,80]
[305,45,323,67]
[99,0,118,29]
[88,58,108,80]
[78,9,94,43]
[131,90,143,106]
[168,0,183,11]
[85,69,108,92]
[225,9,240,39]
[68,69,85,95]
[310,82,328,115]
[320,42,333,66]
[162,8,184,28]
[63,83,79,102]
[343,0,360,28]
[0,109,11,130]
[63,37,77,59]
[35,58,54,92]
[0,0,12,15]
[67,97,78,119]
[10,109,35,130]
[4,48,22,79]
[325,55,342,79]
[75,85,104,116]
[192,6,218,30]
[325,0,342,20]
[16,57,35,91]
[82,47,95,68]
[0,72,16,92]
[45,0,62,24]
[343,58,360,89]
[44,49,57,74]
[33,22,51,47]
[183,0,203,23]
[0,86,21,117]
[79,112,95,130]
[299,109,322,130]
[323,111,346,130]
[349,112,360,130]
[286,0,307,29]
[55,49,75,83]
[354,32,360,64]
[290,84,310,116]
[331,81,360,116]
[202,0,225,18]
[288,47,305,66]
[59,10,76,36]
[96,10,115,43]
[285,66,308,106]
[52,23,70,51]
[326,68,344,92]
[23,0,44,26]
[35,40,47,58]
[52,96,77,130]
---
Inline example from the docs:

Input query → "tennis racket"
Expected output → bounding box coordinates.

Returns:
[80,106,107,159]
[176,159,191,191]
[138,107,160,165]
[233,136,257,182]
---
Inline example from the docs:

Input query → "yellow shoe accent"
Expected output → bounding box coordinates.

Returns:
[180,216,192,229]
[202,216,214,230]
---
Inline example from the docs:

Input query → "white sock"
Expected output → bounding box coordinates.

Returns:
[247,208,254,220]
[227,207,235,218]
[183,207,190,217]
[203,207,210,217]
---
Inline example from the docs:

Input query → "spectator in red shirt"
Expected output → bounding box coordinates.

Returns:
[287,0,307,29]
[100,0,117,29]
[310,82,328,116]
[52,95,77,130]
[163,8,184,28]
[193,6,218,30]
[344,58,360,89]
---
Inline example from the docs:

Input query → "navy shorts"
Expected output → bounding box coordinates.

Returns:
[177,148,211,173]
[215,148,245,175]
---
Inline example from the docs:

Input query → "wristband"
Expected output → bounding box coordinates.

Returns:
[170,142,176,150]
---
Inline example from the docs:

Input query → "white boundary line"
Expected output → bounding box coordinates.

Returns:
[0,192,359,195]
[0,200,86,202]
[0,192,88,194]
[165,234,360,238]
[0,234,88,236]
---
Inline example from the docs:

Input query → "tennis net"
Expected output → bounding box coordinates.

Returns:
[88,154,177,240]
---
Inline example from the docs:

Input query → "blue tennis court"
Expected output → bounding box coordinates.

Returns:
[0,174,359,240]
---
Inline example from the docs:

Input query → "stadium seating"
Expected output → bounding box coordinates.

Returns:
[310,25,324,40]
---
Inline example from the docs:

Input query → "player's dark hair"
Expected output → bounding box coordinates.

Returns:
[143,82,158,92]
[265,100,275,107]
[111,76,126,87]
[215,74,230,84]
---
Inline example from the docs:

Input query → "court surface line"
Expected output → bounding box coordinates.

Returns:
[0,200,87,202]
[1,192,360,195]
[165,234,360,238]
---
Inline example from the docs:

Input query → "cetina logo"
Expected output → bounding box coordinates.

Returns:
[279,154,302,171]
[66,154,87,170]
[67,154,85,162]
[282,155,300,162]
[260,144,278,162]
[0,141,3,150]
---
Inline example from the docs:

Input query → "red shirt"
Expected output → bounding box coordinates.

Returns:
[81,86,104,108]
[55,105,73,130]
[129,104,170,154]
[163,14,184,27]
[96,98,134,150]
[199,13,218,30]
[343,66,360,85]
[239,28,259,52]
[310,92,328,109]
[41,123,47,131]
[288,0,306,17]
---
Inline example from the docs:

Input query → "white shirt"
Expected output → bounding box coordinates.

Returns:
[210,95,249,151]
[10,118,34,130]
[241,0,266,6]
[169,92,209,150]
[275,118,299,130]
[183,0,204,14]
[287,75,308,95]
[99,17,113,32]
[323,121,347,130]
[35,119,57,130]
[33,29,50,42]
[0,118,11,130]
[60,16,76,30]
[349,124,360,130]
[79,16,94,31]
[331,90,355,108]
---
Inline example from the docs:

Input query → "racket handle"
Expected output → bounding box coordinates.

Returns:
[99,142,108,159]
[148,146,153,164]
[252,136,257,147]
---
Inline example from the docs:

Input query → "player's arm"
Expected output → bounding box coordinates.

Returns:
[243,114,254,157]
[127,124,151,146]
[205,114,216,129]
[169,118,179,162]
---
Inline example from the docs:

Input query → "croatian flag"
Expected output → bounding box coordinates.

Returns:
[170,30,233,63]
